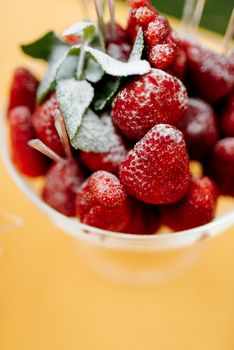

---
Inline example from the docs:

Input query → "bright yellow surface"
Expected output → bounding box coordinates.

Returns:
[0,1,234,349]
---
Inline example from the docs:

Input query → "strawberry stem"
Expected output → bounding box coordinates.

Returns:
[28,139,63,162]
[223,8,234,54]
[54,109,73,158]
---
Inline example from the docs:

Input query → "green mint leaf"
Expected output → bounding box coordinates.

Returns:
[94,77,120,111]
[85,46,150,76]
[56,79,94,141]
[72,109,119,152]
[21,31,66,61]
[84,56,104,83]
[129,28,144,61]
[63,22,96,43]
[36,45,80,102]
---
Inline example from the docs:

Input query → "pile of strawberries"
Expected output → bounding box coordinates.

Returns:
[7,0,234,234]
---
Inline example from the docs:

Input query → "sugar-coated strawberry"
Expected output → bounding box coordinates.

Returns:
[112,69,188,140]
[206,138,234,196]
[80,113,128,174]
[33,94,65,157]
[185,41,234,103]
[8,68,39,113]
[119,124,191,204]
[178,98,218,160]
[144,15,170,46]
[162,176,217,231]
[43,158,84,217]
[127,3,158,43]
[9,106,49,177]
[167,38,187,81]
[130,0,151,8]
[124,200,161,234]
[76,171,132,232]
[105,22,131,61]
[221,94,234,137]
[134,6,157,26]
[105,22,130,45]
[147,42,177,70]
[106,42,132,62]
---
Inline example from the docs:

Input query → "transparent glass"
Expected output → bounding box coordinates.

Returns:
[1,112,234,285]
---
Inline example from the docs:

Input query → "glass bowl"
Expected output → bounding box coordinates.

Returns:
[1,111,234,286]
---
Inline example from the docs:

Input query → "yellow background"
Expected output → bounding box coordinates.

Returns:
[0,1,234,349]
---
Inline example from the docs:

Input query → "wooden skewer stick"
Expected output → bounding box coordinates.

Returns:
[28,139,63,162]
[93,0,106,50]
[181,0,206,35]
[181,0,196,30]
[108,0,116,38]
[223,8,234,54]
[81,0,90,20]
[54,109,72,159]
[191,0,206,31]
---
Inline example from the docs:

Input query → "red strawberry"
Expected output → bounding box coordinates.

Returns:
[127,3,158,43]
[80,113,128,174]
[33,94,65,157]
[124,200,161,234]
[134,6,157,26]
[80,141,127,175]
[105,22,130,45]
[130,0,151,8]
[112,69,188,140]
[9,106,49,177]
[178,98,218,160]
[8,68,39,113]
[76,171,132,232]
[185,41,234,103]
[119,124,191,204]
[147,42,177,70]
[144,15,170,46]
[221,94,234,137]
[43,158,84,217]
[105,22,131,61]
[162,176,218,231]
[106,42,132,62]
[206,138,234,196]
[167,38,187,81]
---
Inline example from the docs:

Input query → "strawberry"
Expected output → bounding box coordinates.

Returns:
[119,124,191,204]
[33,94,65,157]
[80,140,127,175]
[178,98,218,160]
[105,22,131,61]
[144,15,170,46]
[76,171,132,232]
[162,176,218,231]
[80,113,128,174]
[185,41,234,103]
[134,6,157,26]
[9,106,49,177]
[129,0,151,8]
[127,3,158,43]
[147,42,177,70]
[124,200,161,234]
[221,94,234,137]
[8,68,39,113]
[206,138,234,196]
[112,69,188,140]
[43,158,84,217]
